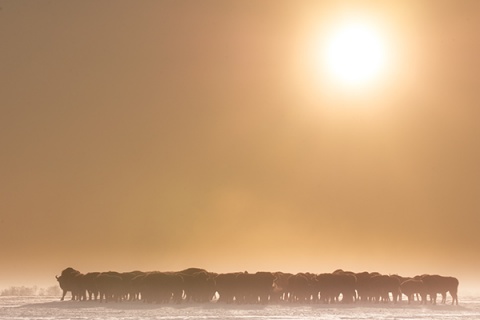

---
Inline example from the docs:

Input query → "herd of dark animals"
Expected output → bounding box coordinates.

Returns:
[55,267,459,306]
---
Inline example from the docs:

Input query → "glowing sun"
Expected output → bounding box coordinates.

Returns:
[322,19,388,88]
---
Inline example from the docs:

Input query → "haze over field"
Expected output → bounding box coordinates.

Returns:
[1,0,479,290]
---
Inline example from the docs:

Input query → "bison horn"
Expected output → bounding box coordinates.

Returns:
[55,275,59,280]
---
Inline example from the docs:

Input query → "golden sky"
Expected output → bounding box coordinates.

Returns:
[1,0,479,289]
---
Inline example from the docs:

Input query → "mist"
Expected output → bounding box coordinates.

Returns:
[1,0,479,292]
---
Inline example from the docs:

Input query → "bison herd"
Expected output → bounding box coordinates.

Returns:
[56,268,459,306]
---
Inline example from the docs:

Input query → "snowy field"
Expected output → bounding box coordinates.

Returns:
[1,296,480,320]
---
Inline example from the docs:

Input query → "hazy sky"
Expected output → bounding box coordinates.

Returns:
[1,0,480,289]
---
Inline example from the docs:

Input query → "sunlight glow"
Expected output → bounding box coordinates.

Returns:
[322,19,388,88]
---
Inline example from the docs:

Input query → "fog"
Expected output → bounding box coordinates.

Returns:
[1,1,479,290]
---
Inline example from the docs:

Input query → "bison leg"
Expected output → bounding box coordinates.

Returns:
[441,292,447,304]
[451,291,458,305]
[407,294,412,304]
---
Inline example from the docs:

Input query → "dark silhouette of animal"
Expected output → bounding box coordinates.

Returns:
[288,273,313,303]
[96,272,123,302]
[235,271,276,304]
[400,279,426,304]
[355,271,376,302]
[83,272,100,301]
[180,270,216,303]
[419,274,459,305]
[315,271,356,303]
[271,272,293,302]
[120,271,145,301]
[214,272,242,303]
[54,267,460,306]
[369,275,401,303]
[56,267,85,301]
[140,272,184,303]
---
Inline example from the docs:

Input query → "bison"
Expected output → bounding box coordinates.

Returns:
[55,267,85,301]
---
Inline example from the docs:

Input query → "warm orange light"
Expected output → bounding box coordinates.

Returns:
[320,18,389,89]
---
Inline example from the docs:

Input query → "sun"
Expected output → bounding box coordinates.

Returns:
[321,19,388,88]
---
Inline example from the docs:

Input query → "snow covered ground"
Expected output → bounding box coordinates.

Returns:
[1,296,480,320]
